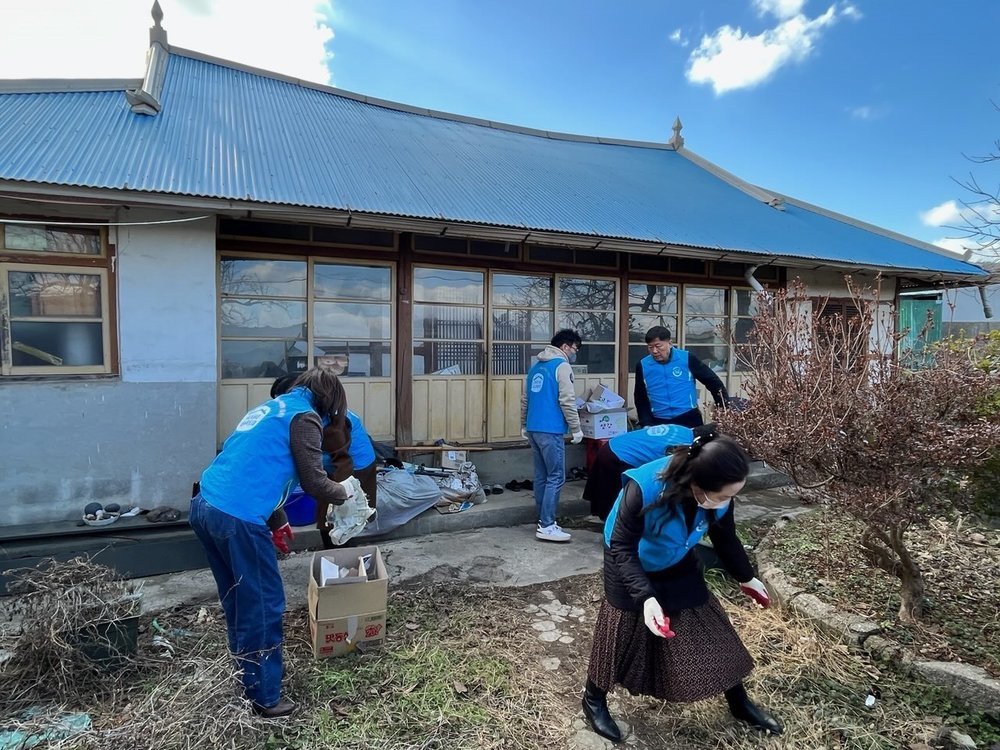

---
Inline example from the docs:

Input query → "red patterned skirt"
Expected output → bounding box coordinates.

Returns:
[586,595,754,702]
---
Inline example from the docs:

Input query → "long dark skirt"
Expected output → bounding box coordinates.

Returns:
[587,595,754,702]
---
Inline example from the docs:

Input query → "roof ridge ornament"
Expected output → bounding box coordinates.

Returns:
[668,117,684,149]
[126,2,170,115]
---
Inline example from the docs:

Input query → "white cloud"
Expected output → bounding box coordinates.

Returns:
[0,0,334,84]
[847,104,886,120]
[686,2,858,95]
[669,28,689,47]
[921,200,966,227]
[753,0,806,20]
[840,3,863,19]
[932,237,974,255]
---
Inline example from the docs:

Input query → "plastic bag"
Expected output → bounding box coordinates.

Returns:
[437,461,487,505]
[325,476,376,546]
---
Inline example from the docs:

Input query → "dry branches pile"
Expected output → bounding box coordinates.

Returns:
[1,557,142,708]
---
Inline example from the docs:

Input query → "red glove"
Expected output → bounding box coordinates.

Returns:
[271,523,294,554]
[642,598,676,639]
[740,577,771,608]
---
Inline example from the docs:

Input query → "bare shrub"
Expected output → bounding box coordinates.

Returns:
[717,278,1000,622]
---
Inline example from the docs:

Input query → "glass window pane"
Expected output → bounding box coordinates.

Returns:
[314,263,391,301]
[492,309,552,342]
[734,317,755,345]
[684,316,728,347]
[558,311,616,342]
[4,225,101,255]
[220,259,306,298]
[628,283,677,315]
[221,339,308,379]
[414,268,483,304]
[735,289,761,317]
[558,278,616,310]
[687,345,730,377]
[314,340,391,377]
[492,274,552,307]
[735,344,753,372]
[412,340,484,375]
[221,299,307,338]
[413,304,483,340]
[573,343,616,374]
[8,272,101,317]
[628,314,677,343]
[11,321,103,366]
[684,287,728,317]
[491,343,545,375]
[628,343,647,371]
[314,302,391,339]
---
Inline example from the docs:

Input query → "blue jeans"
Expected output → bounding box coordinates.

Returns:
[189,494,286,707]
[528,431,565,527]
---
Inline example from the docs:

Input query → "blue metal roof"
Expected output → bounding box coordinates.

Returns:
[0,52,985,278]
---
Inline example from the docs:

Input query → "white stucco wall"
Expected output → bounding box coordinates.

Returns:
[0,215,220,526]
[115,216,218,382]
[943,284,999,324]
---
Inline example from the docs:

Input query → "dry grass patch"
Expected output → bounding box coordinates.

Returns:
[764,509,1000,675]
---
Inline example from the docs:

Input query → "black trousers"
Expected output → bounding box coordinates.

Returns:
[644,407,704,429]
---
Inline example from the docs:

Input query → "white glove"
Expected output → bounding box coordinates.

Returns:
[570,430,584,444]
[642,597,675,638]
[739,577,771,608]
[520,428,528,440]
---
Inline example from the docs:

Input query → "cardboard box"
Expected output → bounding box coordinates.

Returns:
[310,612,387,659]
[585,383,626,409]
[434,444,467,470]
[578,407,629,439]
[307,545,388,658]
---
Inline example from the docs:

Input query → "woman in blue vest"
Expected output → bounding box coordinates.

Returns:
[272,374,379,546]
[583,423,698,520]
[190,367,350,718]
[581,431,782,741]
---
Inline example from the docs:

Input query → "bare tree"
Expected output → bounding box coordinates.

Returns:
[951,102,1000,259]
[716,279,1000,622]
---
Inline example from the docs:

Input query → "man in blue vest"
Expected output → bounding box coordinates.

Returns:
[520,329,584,543]
[634,326,728,429]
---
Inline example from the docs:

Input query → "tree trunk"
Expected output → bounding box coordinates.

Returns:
[859,523,926,623]
[889,525,925,623]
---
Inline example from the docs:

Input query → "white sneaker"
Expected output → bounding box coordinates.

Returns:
[536,523,571,542]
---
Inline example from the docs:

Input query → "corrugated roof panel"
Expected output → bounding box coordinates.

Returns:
[0,52,984,278]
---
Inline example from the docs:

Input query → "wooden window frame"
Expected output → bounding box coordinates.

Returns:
[0,221,116,377]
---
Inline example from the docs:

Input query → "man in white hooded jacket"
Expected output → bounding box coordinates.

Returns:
[520,329,584,542]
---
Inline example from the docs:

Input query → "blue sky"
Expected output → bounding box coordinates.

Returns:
[2,0,998,257]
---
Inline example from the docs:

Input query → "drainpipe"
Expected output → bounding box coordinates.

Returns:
[744,265,768,295]
[980,285,994,319]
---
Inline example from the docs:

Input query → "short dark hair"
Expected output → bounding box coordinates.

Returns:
[644,326,671,344]
[269,374,298,399]
[551,329,582,349]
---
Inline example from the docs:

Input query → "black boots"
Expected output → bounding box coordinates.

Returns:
[725,683,783,735]
[252,698,297,718]
[582,680,622,743]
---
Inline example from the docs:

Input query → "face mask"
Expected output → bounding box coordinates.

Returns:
[568,351,577,364]
[695,488,725,509]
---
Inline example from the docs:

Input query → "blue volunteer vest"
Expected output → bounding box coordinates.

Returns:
[609,424,695,467]
[347,410,376,469]
[525,358,569,434]
[200,387,325,525]
[603,456,730,572]
[640,349,698,419]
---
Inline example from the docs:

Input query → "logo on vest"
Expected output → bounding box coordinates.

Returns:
[530,373,545,393]
[647,425,670,436]
[672,367,683,378]
[235,404,270,432]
